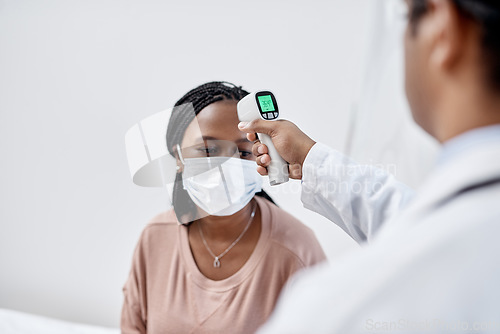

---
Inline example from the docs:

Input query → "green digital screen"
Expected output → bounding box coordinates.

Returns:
[258,95,275,112]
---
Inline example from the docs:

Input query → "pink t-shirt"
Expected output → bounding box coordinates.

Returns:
[121,196,326,334]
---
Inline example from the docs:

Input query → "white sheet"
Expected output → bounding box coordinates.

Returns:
[0,309,119,334]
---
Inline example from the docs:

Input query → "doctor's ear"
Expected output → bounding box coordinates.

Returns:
[421,0,472,71]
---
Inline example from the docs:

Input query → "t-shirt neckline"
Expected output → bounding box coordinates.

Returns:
[178,196,272,292]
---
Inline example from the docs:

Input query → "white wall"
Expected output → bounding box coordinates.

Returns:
[0,0,433,328]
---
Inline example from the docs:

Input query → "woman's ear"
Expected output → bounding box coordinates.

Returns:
[173,145,184,173]
[175,157,183,173]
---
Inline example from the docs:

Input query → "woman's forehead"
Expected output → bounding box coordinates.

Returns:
[182,100,249,144]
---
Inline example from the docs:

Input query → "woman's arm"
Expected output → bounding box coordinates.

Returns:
[121,291,146,333]
[301,143,415,243]
[121,237,148,334]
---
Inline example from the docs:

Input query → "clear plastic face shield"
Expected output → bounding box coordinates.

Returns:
[124,103,262,224]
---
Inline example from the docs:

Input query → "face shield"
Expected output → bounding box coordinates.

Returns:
[124,103,262,224]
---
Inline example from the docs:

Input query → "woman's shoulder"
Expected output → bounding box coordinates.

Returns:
[257,197,327,265]
[128,209,182,273]
[147,208,179,225]
[137,209,180,246]
[258,197,315,239]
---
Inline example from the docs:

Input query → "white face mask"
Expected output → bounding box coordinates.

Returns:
[181,157,263,216]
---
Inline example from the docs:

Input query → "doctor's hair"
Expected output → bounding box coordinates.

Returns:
[166,81,276,224]
[409,0,500,91]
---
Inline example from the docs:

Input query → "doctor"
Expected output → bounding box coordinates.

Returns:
[239,0,500,332]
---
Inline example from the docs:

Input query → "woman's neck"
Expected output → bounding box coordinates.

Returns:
[196,200,256,242]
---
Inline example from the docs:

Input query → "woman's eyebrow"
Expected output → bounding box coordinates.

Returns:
[195,136,218,142]
[194,136,251,144]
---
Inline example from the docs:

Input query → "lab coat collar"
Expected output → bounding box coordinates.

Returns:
[437,124,500,166]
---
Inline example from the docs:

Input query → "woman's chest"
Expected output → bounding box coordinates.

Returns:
[145,263,286,334]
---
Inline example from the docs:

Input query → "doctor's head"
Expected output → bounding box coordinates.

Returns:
[404,0,500,142]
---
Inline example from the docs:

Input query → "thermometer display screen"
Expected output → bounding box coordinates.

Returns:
[257,95,276,112]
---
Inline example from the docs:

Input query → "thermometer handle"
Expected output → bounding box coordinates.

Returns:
[257,133,289,186]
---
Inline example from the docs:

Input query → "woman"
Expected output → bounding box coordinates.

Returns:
[121,82,326,333]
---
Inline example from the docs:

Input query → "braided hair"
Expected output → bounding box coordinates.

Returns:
[166,81,276,224]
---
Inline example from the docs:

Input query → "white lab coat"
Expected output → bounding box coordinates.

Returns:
[258,140,500,334]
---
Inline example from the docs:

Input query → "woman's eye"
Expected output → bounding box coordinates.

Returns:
[198,147,217,155]
[239,150,253,158]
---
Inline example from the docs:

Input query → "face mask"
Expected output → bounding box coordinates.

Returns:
[181,157,262,217]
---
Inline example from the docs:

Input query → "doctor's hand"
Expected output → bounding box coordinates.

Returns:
[238,119,315,180]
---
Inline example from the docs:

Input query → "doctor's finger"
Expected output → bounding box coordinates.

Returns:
[252,142,268,157]
[257,165,268,176]
[247,133,258,142]
[256,154,271,167]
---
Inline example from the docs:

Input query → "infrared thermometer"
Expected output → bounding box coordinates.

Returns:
[237,91,289,186]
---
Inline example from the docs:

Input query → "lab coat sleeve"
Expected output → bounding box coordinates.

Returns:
[301,143,415,243]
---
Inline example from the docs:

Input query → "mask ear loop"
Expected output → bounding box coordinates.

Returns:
[176,144,186,170]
